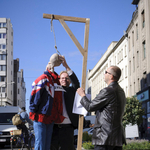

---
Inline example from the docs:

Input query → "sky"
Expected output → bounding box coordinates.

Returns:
[0,0,136,110]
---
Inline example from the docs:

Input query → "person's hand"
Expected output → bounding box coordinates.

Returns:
[77,88,86,97]
[59,55,67,67]
[59,55,71,71]
[89,124,94,127]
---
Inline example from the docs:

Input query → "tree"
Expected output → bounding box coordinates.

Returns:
[122,96,145,127]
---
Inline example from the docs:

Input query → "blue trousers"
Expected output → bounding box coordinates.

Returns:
[34,121,54,150]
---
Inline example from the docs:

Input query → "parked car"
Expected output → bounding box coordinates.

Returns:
[74,115,95,145]
[0,106,20,148]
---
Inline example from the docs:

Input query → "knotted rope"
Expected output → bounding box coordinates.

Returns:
[51,14,61,55]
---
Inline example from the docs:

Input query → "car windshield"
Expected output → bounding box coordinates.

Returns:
[0,113,16,124]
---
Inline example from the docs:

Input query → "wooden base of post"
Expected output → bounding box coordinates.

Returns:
[77,115,84,150]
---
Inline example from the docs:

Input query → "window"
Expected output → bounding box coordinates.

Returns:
[0,76,6,81]
[1,87,5,92]
[125,66,127,78]
[133,57,135,72]
[138,78,140,91]
[0,65,6,71]
[124,45,127,57]
[2,54,6,60]
[0,33,6,39]
[3,33,6,39]
[129,61,131,76]
[136,24,138,40]
[143,41,146,59]
[3,23,6,27]
[132,31,134,46]
[0,113,16,124]
[18,77,20,83]
[128,37,130,51]
[0,23,1,28]
[137,51,139,67]
[141,10,145,28]
[2,44,6,49]
[18,89,20,94]
[0,54,6,60]
[143,71,147,88]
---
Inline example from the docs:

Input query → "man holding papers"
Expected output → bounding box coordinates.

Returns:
[77,66,126,150]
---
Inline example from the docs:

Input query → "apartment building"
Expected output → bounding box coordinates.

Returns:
[87,36,128,115]
[86,0,150,138]
[0,18,26,107]
[127,0,150,138]
[14,59,26,108]
[0,18,14,106]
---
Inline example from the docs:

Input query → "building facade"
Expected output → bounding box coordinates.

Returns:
[87,36,128,115]
[0,18,26,107]
[0,18,14,106]
[86,0,150,138]
[14,59,26,108]
[127,0,150,139]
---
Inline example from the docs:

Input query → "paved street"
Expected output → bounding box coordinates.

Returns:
[0,145,29,150]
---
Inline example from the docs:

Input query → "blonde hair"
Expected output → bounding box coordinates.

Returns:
[60,71,68,77]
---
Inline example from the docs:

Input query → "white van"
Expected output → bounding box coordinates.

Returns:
[0,106,20,148]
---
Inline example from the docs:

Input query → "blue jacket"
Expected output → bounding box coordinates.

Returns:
[20,111,33,125]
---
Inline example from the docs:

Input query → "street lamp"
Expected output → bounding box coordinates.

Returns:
[1,81,15,106]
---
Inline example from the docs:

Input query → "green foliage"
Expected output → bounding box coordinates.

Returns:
[82,132,93,149]
[82,141,94,149]
[123,139,150,149]
[82,131,92,142]
[82,140,150,150]
[122,96,145,127]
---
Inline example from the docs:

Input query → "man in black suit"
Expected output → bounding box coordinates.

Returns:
[77,66,126,150]
[51,56,84,150]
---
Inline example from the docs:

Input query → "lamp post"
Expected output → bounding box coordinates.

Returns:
[1,81,15,106]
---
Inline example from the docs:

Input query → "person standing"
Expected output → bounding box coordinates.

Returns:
[77,66,126,150]
[51,56,90,150]
[29,53,64,150]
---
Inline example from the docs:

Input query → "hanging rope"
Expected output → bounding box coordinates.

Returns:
[50,14,61,55]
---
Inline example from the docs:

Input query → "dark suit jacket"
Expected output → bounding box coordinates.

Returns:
[63,72,80,129]
[80,81,126,146]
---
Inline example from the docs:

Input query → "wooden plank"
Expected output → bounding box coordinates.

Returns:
[77,18,90,150]
[43,14,87,23]
[59,19,84,56]
[82,19,90,88]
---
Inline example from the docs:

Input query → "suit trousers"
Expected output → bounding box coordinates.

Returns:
[94,145,122,150]
[51,124,75,150]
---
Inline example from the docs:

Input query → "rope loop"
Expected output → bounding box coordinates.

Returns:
[50,14,61,55]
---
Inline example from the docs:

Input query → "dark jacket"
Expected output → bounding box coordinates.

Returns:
[63,72,80,128]
[80,81,126,146]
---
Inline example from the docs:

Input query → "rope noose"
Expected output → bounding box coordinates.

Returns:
[51,14,61,55]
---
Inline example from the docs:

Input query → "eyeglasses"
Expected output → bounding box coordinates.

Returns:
[60,77,69,80]
[105,70,112,75]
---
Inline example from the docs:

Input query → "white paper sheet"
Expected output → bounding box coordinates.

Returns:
[73,92,91,116]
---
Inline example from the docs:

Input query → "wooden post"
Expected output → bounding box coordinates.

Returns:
[43,14,90,150]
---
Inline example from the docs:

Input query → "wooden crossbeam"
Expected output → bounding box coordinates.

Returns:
[43,13,87,23]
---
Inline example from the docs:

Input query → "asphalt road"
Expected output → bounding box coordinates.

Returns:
[0,145,29,150]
